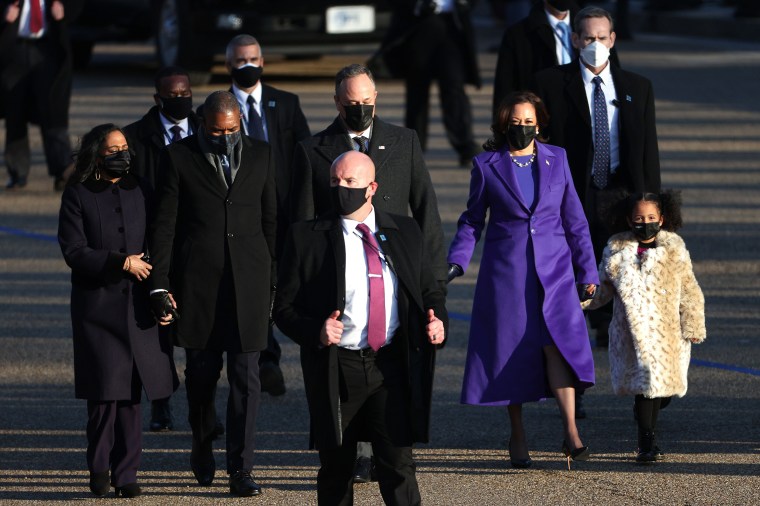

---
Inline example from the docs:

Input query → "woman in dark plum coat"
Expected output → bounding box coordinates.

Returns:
[58,124,177,498]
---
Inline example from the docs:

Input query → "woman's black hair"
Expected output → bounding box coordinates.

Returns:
[484,91,549,152]
[608,190,684,234]
[69,123,123,185]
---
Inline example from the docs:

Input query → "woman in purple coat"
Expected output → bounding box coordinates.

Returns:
[58,124,177,497]
[448,92,598,469]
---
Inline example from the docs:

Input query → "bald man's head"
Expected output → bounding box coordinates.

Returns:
[329,151,377,219]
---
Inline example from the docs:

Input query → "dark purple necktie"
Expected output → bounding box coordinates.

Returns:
[356,223,385,351]
[170,125,183,144]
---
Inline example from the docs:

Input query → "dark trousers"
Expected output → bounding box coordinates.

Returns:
[1,37,72,180]
[86,400,142,486]
[403,13,474,156]
[317,346,420,506]
[185,348,261,473]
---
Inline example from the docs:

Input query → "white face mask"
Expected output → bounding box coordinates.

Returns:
[580,41,610,68]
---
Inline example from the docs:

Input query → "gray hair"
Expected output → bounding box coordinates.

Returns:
[334,64,375,96]
[225,34,261,63]
[203,91,240,117]
[573,6,615,34]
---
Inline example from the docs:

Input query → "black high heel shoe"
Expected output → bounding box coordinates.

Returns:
[508,438,532,469]
[561,440,590,470]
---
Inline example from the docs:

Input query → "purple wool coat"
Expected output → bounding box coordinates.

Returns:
[448,141,598,405]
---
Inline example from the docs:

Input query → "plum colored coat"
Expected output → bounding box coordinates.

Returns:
[448,142,598,405]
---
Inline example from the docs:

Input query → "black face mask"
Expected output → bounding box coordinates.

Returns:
[231,64,263,89]
[342,104,374,132]
[101,150,131,174]
[507,124,537,151]
[331,185,368,216]
[547,0,573,11]
[159,95,193,121]
[632,222,660,241]
[204,128,241,155]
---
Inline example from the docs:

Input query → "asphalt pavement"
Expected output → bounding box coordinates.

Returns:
[1,9,759,506]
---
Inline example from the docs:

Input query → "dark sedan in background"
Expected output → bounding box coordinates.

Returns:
[70,0,392,83]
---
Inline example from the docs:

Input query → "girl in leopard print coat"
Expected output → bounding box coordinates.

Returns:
[584,191,706,464]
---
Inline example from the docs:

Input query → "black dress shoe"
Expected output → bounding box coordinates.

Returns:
[508,438,532,469]
[229,470,262,497]
[352,456,374,484]
[5,175,27,190]
[114,483,142,498]
[259,361,286,396]
[149,398,174,432]
[89,471,110,497]
[191,438,215,486]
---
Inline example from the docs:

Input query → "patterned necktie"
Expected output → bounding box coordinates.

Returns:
[556,23,572,64]
[246,95,266,141]
[592,76,611,190]
[169,125,183,144]
[353,136,369,154]
[356,223,385,351]
[29,0,43,34]
[221,154,232,186]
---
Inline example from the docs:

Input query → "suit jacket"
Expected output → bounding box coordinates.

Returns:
[274,210,448,449]
[290,116,447,282]
[58,174,177,401]
[533,61,661,208]
[0,0,83,123]
[122,105,201,191]
[148,135,277,352]
[371,0,480,87]
[235,83,311,241]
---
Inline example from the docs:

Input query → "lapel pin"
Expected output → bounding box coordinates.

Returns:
[626,95,632,102]
[379,234,387,241]
[379,146,385,150]
[268,100,276,107]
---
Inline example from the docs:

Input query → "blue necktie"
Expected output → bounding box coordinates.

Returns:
[556,23,572,64]
[246,95,266,142]
[592,76,611,190]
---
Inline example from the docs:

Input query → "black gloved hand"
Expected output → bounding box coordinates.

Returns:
[447,263,464,284]
[577,284,596,302]
[150,291,179,323]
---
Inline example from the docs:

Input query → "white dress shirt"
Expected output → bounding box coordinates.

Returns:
[546,10,573,65]
[18,0,46,38]
[159,112,191,146]
[339,207,399,350]
[232,83,269,141]
[580,61,620,173]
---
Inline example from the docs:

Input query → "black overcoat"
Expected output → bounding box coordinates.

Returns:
[289,116,447,282]
[274,210,448,450]
[148,135,277,352]
[58,174,177,401]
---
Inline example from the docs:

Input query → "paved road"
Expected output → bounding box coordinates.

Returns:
[1,30,759,505]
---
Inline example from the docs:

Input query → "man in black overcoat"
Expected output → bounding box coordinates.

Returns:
[148,91,276,497]
[275,151,447,505]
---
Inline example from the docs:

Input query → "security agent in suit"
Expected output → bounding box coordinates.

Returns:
[533,6,661,345]
[225,34,312,396]
[372,0,480,166]
[291,64,447,286]
[1,0,82,190]
[123,66,209,434]
[275,151,447,505]
[148,91,276,497]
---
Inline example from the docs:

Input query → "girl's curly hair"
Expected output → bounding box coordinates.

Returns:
[607,190,684,234]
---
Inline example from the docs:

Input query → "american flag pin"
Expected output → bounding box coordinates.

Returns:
[379,234,387,241]
[268,100,276,107]
[626,95,632,102]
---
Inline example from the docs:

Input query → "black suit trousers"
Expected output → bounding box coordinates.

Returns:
[1,38,71,179]
[403,13,474,156]
[185,348,261,473]
[317,345,420,506]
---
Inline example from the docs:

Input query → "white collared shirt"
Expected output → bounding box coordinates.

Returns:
[18,0,46,39]
[232,83,269,141]
[546,9,573,65]
[159,112,191,146]
[339,207,399,349]
[580,61,620,172]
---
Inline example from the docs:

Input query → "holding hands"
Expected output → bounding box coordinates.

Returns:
[123,254,152,281]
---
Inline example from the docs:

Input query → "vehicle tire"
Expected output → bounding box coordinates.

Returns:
[154,0,212,85]
[71,40,94,70]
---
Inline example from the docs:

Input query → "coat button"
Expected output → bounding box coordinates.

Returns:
[226,200,232,205]
[121,288,128,295]
[530,228,536,234]
[118,227,124,233]
[383,195,390,201]
[112,188,118,194]
[119,248,126,253]
[115,207,122,213]
[227,233,234,238]
[530,215,537,222]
